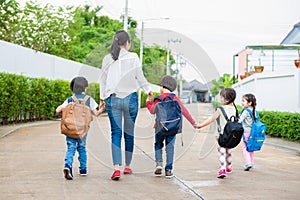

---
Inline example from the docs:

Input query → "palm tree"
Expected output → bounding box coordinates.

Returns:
[211,74,237,97]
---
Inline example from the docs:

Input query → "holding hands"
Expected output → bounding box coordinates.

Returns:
[94,100,106,117]
[147,91,153,102]
[194,124,203,129]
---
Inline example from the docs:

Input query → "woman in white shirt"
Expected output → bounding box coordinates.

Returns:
[99,30,152,181]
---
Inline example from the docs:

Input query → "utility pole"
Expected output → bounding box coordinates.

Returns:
[140,20,144,64]
[123,0,128,31]
[138,18,168,107]
[166,47,170,75]
[166,38,181,76]
[138,20,144,108]
[179,56,186,98]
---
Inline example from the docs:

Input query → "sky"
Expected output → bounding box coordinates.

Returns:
[17,0,300,79]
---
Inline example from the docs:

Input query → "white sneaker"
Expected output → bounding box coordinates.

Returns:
[154,161,163,176]
[244,164,253,171]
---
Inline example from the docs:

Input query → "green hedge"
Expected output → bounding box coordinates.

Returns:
[2,72,299,141]
[0,72,72,123]
[0,72,156,124]
[212,101,300,141]
[259,111,300,141]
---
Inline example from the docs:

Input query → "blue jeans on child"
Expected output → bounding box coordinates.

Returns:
[64,135,87,170]
[155,134,176,170]
[106,92,138,166]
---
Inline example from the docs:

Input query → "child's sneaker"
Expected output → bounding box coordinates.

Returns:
[79,169,87,176]
[154,161,163,176]
[165,169,173,178]
[226,168,232,174]
[244,164,253,171]
[217,169,226,179]
[63,165,73,180]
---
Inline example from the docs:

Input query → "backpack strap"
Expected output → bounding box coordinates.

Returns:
[163,93,175,101]
[216,106,239,133]
[154,93,175,102]
[71,95,78,102]
[242,108,260,121]
[216,106,228,133]
[218,106,229,121]
[169,93,175,99]
[82,95,90,105]
[154,96,163,102]
[69,95,90,107]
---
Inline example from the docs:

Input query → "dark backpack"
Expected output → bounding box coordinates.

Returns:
[217,106,244,148]
[154,93,182,138]
[242,108,266,152]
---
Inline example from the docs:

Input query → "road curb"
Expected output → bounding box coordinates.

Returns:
[0,120,57,139]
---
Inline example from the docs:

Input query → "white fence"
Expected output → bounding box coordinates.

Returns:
[233,69,300,113]
[0,40,101,83]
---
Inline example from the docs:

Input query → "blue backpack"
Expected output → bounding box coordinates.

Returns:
[154,93,182,138]
[242,108,266,152]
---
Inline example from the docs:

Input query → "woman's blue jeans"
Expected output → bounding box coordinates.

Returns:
[106,92,138,166]
[154,134,176,170]
[64,135,87,170]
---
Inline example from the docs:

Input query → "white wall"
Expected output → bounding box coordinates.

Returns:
[233,69,300,113]
[0,40,101,83]
[0,40,160,93]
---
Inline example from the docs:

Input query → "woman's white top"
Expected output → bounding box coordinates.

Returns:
[100,48,151,100]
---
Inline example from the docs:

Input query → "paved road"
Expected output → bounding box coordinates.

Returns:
[0,103,299,200]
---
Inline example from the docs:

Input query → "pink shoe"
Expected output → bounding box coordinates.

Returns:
[123,168,132,175]
[226,168,232,174]
[111,170,121,181]
[217,169,226,178]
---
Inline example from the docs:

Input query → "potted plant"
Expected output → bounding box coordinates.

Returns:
[244,72,250,78]
[294,49,300,68]
[254,51,265,72]
[239,74,245,80]
[254,65,264,73]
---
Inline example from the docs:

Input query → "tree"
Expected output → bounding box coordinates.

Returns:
[211,74,237,97]
[0,0,72,53]
[65,5,123,63]
[0,0,22,42]
[0,1,171,85]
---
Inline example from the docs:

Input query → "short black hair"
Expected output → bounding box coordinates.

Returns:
[70,76,88,94]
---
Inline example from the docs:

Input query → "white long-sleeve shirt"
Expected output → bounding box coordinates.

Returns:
[99,48,151,100]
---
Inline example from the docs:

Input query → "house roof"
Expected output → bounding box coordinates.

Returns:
[182,79,211,92]
[281,22,300,45]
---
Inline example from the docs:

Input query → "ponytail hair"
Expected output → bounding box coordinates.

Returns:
[220,88,236,105]
[110,30,130,61]
[220,88,238,116]
[243,93,257,120]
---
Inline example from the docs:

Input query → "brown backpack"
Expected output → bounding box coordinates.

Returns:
[61,95,92,139]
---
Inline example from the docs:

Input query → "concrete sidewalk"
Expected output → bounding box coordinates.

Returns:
[0,103,299,200]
